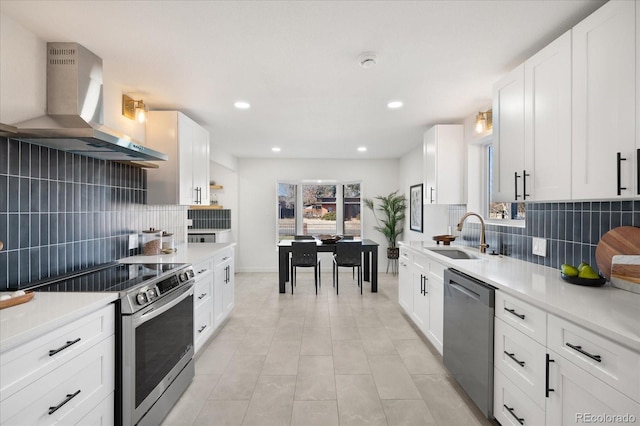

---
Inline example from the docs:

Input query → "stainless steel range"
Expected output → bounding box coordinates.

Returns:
[22,262,196,426]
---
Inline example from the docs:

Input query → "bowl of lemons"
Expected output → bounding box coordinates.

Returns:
[560,262,607,287]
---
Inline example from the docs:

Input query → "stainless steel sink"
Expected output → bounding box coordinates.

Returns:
[427,248,478,260]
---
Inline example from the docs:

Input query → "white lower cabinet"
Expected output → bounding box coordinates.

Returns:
[0,305,115,426]
[494,291,640,425]
[193,246,235,354]
[397,247,444,355]
[546,349,640,426]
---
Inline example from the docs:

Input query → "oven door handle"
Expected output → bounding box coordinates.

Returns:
[133,283,194,327]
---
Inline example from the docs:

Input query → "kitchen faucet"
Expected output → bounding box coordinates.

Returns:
[457,212,489,254]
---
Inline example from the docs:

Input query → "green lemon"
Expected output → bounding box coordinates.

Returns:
[577,262,590,272]
[561,264,579,277]
[578,265,600,279]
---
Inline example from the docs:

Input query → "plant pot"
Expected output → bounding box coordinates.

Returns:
[387,247,400,259]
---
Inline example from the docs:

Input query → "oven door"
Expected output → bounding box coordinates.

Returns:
[122,283,194,426]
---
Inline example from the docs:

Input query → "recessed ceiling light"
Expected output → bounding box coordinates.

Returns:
[272,147,281,152]
[358,147,367,152]
[387,101,403,109]
[234,101,251,109]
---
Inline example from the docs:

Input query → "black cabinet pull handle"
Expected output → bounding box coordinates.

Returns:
[420,276,424,295]
[198,325,207,333]
[504,351,525,367]
[48,338,81,356]
[48,390,81,415]
[504,307,525,320]
[545,354,555,397]
[523,170,530,199]
[617,152,627,195]
[503,404,524,425]
[198,293,207,300]
[636,148,640,195]
[514,172,521,200]
[566,343,601,362]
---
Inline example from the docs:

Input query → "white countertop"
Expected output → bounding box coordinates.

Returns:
[0,292,118,352]
[187,228,231,234]
[399,241,640,351]
[120,242,235,264]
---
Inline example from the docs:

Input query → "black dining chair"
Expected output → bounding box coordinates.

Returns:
[333,241,362,295]
[290,241,321,294]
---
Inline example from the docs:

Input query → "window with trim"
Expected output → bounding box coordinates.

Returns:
[485,144,525,223]
[277,181,361,240]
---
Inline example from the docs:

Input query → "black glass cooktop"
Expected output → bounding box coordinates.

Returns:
[17,262,188,293]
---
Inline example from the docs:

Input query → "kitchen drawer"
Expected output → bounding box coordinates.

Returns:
[0,304,115,400]
[192,257,214,276]
[193,272,213,310]
[400,247,412,263]
[1,335,115,425]
[494,318,546,408]
[548,314,640,402]
[214,247,233,266]
[494,368,546,426]
[75,392,114,426]
[194,304,214,354]
[495,291,546,345]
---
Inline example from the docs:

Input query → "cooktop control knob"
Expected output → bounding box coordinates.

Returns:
[146,288,158,301]
[179,273,187,282]
[136,292,148,305]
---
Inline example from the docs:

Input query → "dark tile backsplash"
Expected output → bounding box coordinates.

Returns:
[449,201,640,272]
[188,208,231,229]
[0,137,187,289]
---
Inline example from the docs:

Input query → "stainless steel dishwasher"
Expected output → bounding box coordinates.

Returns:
[443,268,495,419]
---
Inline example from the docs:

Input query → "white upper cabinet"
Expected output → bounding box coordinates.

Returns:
[146,111,210,205]
[493,31,572,203]
[524,31,572,201]
[423,124,465,205]
[572,0,637,199]
[492,64,525,202]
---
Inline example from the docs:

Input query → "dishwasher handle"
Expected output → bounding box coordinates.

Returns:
[448,281,481,301]
[444,269,495,306]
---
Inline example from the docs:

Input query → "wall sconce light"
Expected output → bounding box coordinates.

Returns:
[122,94,148,123]
[474,109,493,134]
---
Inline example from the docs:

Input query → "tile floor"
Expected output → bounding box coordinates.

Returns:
[162,269,495,426]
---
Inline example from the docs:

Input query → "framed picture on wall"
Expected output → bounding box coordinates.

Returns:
[410,184,423,233]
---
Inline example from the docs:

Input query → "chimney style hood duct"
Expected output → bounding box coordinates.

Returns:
[10,42,168,162]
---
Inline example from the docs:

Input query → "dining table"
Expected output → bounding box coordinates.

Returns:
[277,238,379,293]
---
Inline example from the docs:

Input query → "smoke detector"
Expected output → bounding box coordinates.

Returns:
[358,52,377,68]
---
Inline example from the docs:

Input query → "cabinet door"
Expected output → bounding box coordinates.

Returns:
[524,31,572,201]
[412,259,429,333]
[426,273,443,355]
[178,113,196,205]
[423,125,464,204]
[424,127,436,204]
[493,64,525,202]
[572,0,636,199]
[192,123,210,206]
[546,349,640,426]
[213,264,225,327]
[398,249,413,313]
[223,260,235,316]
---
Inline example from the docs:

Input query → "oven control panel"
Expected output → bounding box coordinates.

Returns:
[125,266,195,312]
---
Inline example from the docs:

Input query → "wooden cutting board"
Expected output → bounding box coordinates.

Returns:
[595,226,640,280]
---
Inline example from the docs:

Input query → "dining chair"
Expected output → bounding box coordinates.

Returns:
[290,241,321,294]
[332,241,362,295]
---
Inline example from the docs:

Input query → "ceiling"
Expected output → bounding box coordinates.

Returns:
[1,0,605,160]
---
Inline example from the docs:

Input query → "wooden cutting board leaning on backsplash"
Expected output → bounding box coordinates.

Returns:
[610,255,640,294]
[595,226,640,292]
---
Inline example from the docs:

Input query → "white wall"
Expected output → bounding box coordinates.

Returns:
[236,157,400,272]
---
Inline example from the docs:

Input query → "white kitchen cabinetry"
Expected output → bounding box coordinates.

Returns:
[0,305,115,426]
[493,31,572,202]
[492,64,525,202]
[524,30,572,201]
[572,0,637,199]
[423,124,465,205]
[192,256,215,354]
[146,111,210,206]
[397,247,444,355]
[398,248,412,313]
[214,246,235,326]
[494,291,640,425]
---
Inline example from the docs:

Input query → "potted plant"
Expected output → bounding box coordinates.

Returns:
[364,190,407,259]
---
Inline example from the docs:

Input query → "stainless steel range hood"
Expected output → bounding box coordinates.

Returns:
[10,42,167,162]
